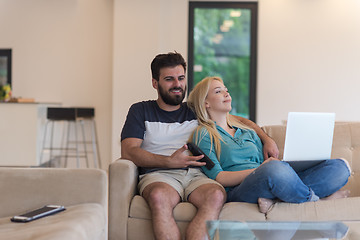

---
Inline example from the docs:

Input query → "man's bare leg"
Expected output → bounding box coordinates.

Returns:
[186,184,226,240]
[143,182,181,240]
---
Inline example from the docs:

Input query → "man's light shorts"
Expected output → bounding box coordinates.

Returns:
[138,168,224,201]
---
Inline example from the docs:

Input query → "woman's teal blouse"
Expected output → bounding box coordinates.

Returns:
[193,125,264,190]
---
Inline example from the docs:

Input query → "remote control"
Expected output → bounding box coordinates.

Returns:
[187,142,215,170]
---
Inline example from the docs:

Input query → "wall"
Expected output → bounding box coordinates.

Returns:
[257,0,360,125]
[1,0,357,162]
[0,0,113,169]
[112,0,360,159]
[112,0,188,159]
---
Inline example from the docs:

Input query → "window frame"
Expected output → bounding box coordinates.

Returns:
[0,49,12,87]
[188,1,258,122]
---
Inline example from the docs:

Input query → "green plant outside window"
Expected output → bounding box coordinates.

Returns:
[189,3,257,120]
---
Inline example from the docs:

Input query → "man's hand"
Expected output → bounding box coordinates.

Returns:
[263,137,279,159]
[167,144,206,168]
[121,138,206,169]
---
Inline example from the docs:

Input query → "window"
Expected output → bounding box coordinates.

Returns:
[0,49,12,87]
[188,2,258,121]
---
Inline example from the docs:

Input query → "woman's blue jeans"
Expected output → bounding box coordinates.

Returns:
[226,159,350,203]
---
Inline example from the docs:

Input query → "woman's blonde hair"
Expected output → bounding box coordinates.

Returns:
[187,76,252,160]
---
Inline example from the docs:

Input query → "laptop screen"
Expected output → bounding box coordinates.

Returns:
[283,112,335,161]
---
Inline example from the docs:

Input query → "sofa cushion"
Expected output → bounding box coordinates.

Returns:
[331,123,360,196]
[343,221,360,239]
[129,195,197,221]
[267,197,360,221]
[0,168,107,218]
[129,195,266,222]
[0,203,106,240]
[219,202,266,221]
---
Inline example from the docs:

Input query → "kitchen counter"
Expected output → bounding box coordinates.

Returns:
[0,102,61,166]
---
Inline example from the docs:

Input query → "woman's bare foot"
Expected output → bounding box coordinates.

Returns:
[322,190,350,200]
[258,198,276,213]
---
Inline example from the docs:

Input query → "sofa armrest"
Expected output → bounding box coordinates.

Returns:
[109,158,138,240]
[0,168,107,218]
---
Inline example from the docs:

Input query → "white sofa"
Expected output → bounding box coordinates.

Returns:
[0,168,108,240]
[109,122,360,240]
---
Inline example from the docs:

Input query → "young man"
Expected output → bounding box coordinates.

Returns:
[121,52,279,240]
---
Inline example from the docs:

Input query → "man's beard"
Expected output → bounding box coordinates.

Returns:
[158,84,186,106]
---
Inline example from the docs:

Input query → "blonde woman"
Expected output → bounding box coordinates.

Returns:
[187,76,350,213]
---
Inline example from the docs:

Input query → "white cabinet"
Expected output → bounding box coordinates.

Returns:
[0,103,60,166]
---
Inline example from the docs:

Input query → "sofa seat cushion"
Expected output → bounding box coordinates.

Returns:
[267,197,360,221]
[129,195,197,222]
[129,196,266,222]
[343,221,360,239]
[0,203,106,240]
[219,202,266,221]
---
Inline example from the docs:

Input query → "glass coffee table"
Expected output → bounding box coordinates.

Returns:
[207,221,349,240]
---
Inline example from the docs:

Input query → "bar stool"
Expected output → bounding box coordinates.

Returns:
[40,107,101,168]
[75,107,101,169]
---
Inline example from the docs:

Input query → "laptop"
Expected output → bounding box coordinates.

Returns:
[282,112,336,172]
